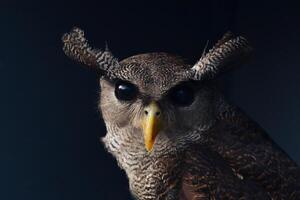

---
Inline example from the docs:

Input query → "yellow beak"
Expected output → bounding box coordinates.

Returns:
[142,101,162,152]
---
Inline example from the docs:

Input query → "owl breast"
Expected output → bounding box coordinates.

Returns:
[128,152,184,200]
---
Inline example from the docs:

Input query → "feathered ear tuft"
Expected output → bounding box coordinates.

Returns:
[186,32,253,81]
[62,27,119,77]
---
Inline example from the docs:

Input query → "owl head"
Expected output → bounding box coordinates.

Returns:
[62,28,251,154]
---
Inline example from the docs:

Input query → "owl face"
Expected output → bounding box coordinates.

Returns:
[99,53,217,153]
[62,27,251,154]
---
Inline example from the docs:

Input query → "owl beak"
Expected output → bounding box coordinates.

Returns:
[142,101,162,152]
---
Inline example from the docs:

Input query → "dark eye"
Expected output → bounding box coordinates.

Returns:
[169,84,195,107]
[115,80,138,101]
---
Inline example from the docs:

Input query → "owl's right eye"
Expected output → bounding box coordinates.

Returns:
[115,81,138,101]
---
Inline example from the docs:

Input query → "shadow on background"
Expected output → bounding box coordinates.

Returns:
[0,0,299,199]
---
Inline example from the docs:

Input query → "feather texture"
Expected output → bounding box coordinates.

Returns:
[188,32,252,80]
[62,27,119,77]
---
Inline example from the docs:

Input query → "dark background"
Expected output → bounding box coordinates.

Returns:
[1,0,299,199]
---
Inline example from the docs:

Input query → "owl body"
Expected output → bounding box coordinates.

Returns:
[63,28,300,199]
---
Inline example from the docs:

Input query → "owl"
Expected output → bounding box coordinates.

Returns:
[62,27,300,200]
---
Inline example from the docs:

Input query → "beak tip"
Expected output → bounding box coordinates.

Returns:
[145,144,154,152]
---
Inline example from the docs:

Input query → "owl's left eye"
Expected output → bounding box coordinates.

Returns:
[115,80,138,101]
[168,84,195,107]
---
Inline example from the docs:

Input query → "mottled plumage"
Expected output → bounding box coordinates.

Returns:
[62,27,300,200]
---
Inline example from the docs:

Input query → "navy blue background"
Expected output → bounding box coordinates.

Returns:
[1,0,299,199]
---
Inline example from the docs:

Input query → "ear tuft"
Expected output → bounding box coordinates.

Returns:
[187,32,253,80]
[62,27,119,77]
[62,27,98,68]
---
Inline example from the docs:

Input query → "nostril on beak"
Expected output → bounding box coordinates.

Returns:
[144,102,161,117]
[144,110,160,117]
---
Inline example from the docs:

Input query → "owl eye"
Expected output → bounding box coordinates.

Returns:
[168,84,195,107]
[115,80,138,101]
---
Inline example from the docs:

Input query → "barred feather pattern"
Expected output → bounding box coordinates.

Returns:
[62,27,119,77]
[189,34,252,80]
[211,31,234,51]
